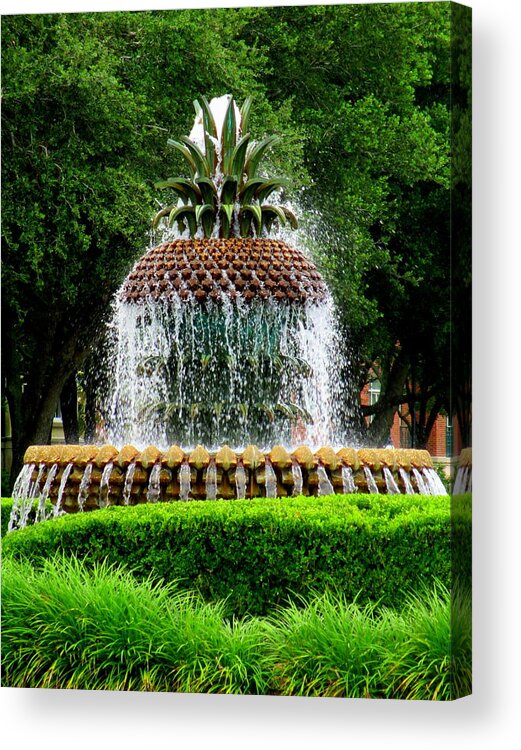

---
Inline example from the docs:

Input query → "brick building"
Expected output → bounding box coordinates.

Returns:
[361,380,463,460]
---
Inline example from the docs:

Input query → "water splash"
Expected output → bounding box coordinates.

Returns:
[423,467,448,496]
[383,466,400,495]
[205,460,218,500]
[37,462,58,522]
[77,463,93,511]
[399,467,415,494]
[412,467,428,494]
[179,461,191,500]
[147,463,161,503]
[99,462,114,507]
[8,463,35,531]
[363,466,379,494]
[264,459,278,498]
[234,463,246,500]
[30,463,46,500]
[103,295,349,452]
[317,465,334,496]
[291,459,303,496]
[341,465,356,494]
[123,462,136,505]
[453,466,471,494]
[54,463,73,517]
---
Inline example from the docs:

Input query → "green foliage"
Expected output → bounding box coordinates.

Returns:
[1,556,471,698]
[1,10,304,473]
[3,495,451,616]
[1,555,270,693]
[2,5,468,461]
[264,591,391,698]
[381,583,472,700]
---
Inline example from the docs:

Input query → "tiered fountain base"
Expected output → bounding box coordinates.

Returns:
[16,444,447,519]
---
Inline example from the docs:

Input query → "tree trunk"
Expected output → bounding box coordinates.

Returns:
[366,352,409,446]
[61,373,79,443]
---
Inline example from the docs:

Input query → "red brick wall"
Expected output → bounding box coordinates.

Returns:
[359,385,464,457]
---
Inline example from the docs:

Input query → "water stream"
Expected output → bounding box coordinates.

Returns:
[8,463,35,531]
[234,463,246,500]
[123,462,136,505]
[147,463,161,502]
[99,462,114,507]
[341,465,356,494]
[423,467,448,495]
[398,467,415,494]
[205,460,217,500]
[77,463,93,511]
[54,463,73,517]
[412,467,428,494]
[363,465,379,494]
[179,461,191,500]
[383,466,400,495]
[264,459,278,498]
[291,460,303,496]
[317,465,334,496]
[37,462,58,522]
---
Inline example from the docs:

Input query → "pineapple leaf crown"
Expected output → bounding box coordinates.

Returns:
[152,95,298,239]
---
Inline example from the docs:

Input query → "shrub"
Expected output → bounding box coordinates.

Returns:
[380,582,472,700]
[3,494,451,616]
[1,555,270,693]
[1,556,470,699]
[263,591,393,697]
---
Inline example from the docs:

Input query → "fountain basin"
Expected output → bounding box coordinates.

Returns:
[13,444,446,523]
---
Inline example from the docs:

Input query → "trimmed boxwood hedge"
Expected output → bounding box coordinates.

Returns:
[2,494,451,616]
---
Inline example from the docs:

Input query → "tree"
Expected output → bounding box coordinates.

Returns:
[1,11,305,485]
[2,14,157,483]
[240,2,454,446]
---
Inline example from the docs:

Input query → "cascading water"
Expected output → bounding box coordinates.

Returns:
[264,459,278,498]
[423,467,448,495]
[54,463,73,517]
[291,459,303,496]
[205,460,218,500]
[399,467,415,495]
[37,462,58,522]
[30,463,46,500]
[317,464,334,496]
[123,462,136,505]
[8,463,35,531]
[363,466,379,494]
[19,463,43,529]
[77,463,93,511]
[453,465,471,494]
[341,465,357,494]
[147,463,161,502]
[99,462,114,507]
[383,466,400,495]
[234,463,246,500]
[412,467,428,495]
[179,462,191,500]
[104,294,346,452]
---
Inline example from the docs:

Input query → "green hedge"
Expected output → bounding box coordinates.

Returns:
[3,494,451,616]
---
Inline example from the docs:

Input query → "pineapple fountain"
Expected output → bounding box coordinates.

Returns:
[9,96,446,530]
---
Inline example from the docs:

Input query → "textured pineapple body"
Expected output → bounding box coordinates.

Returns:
[120,238,327,305]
